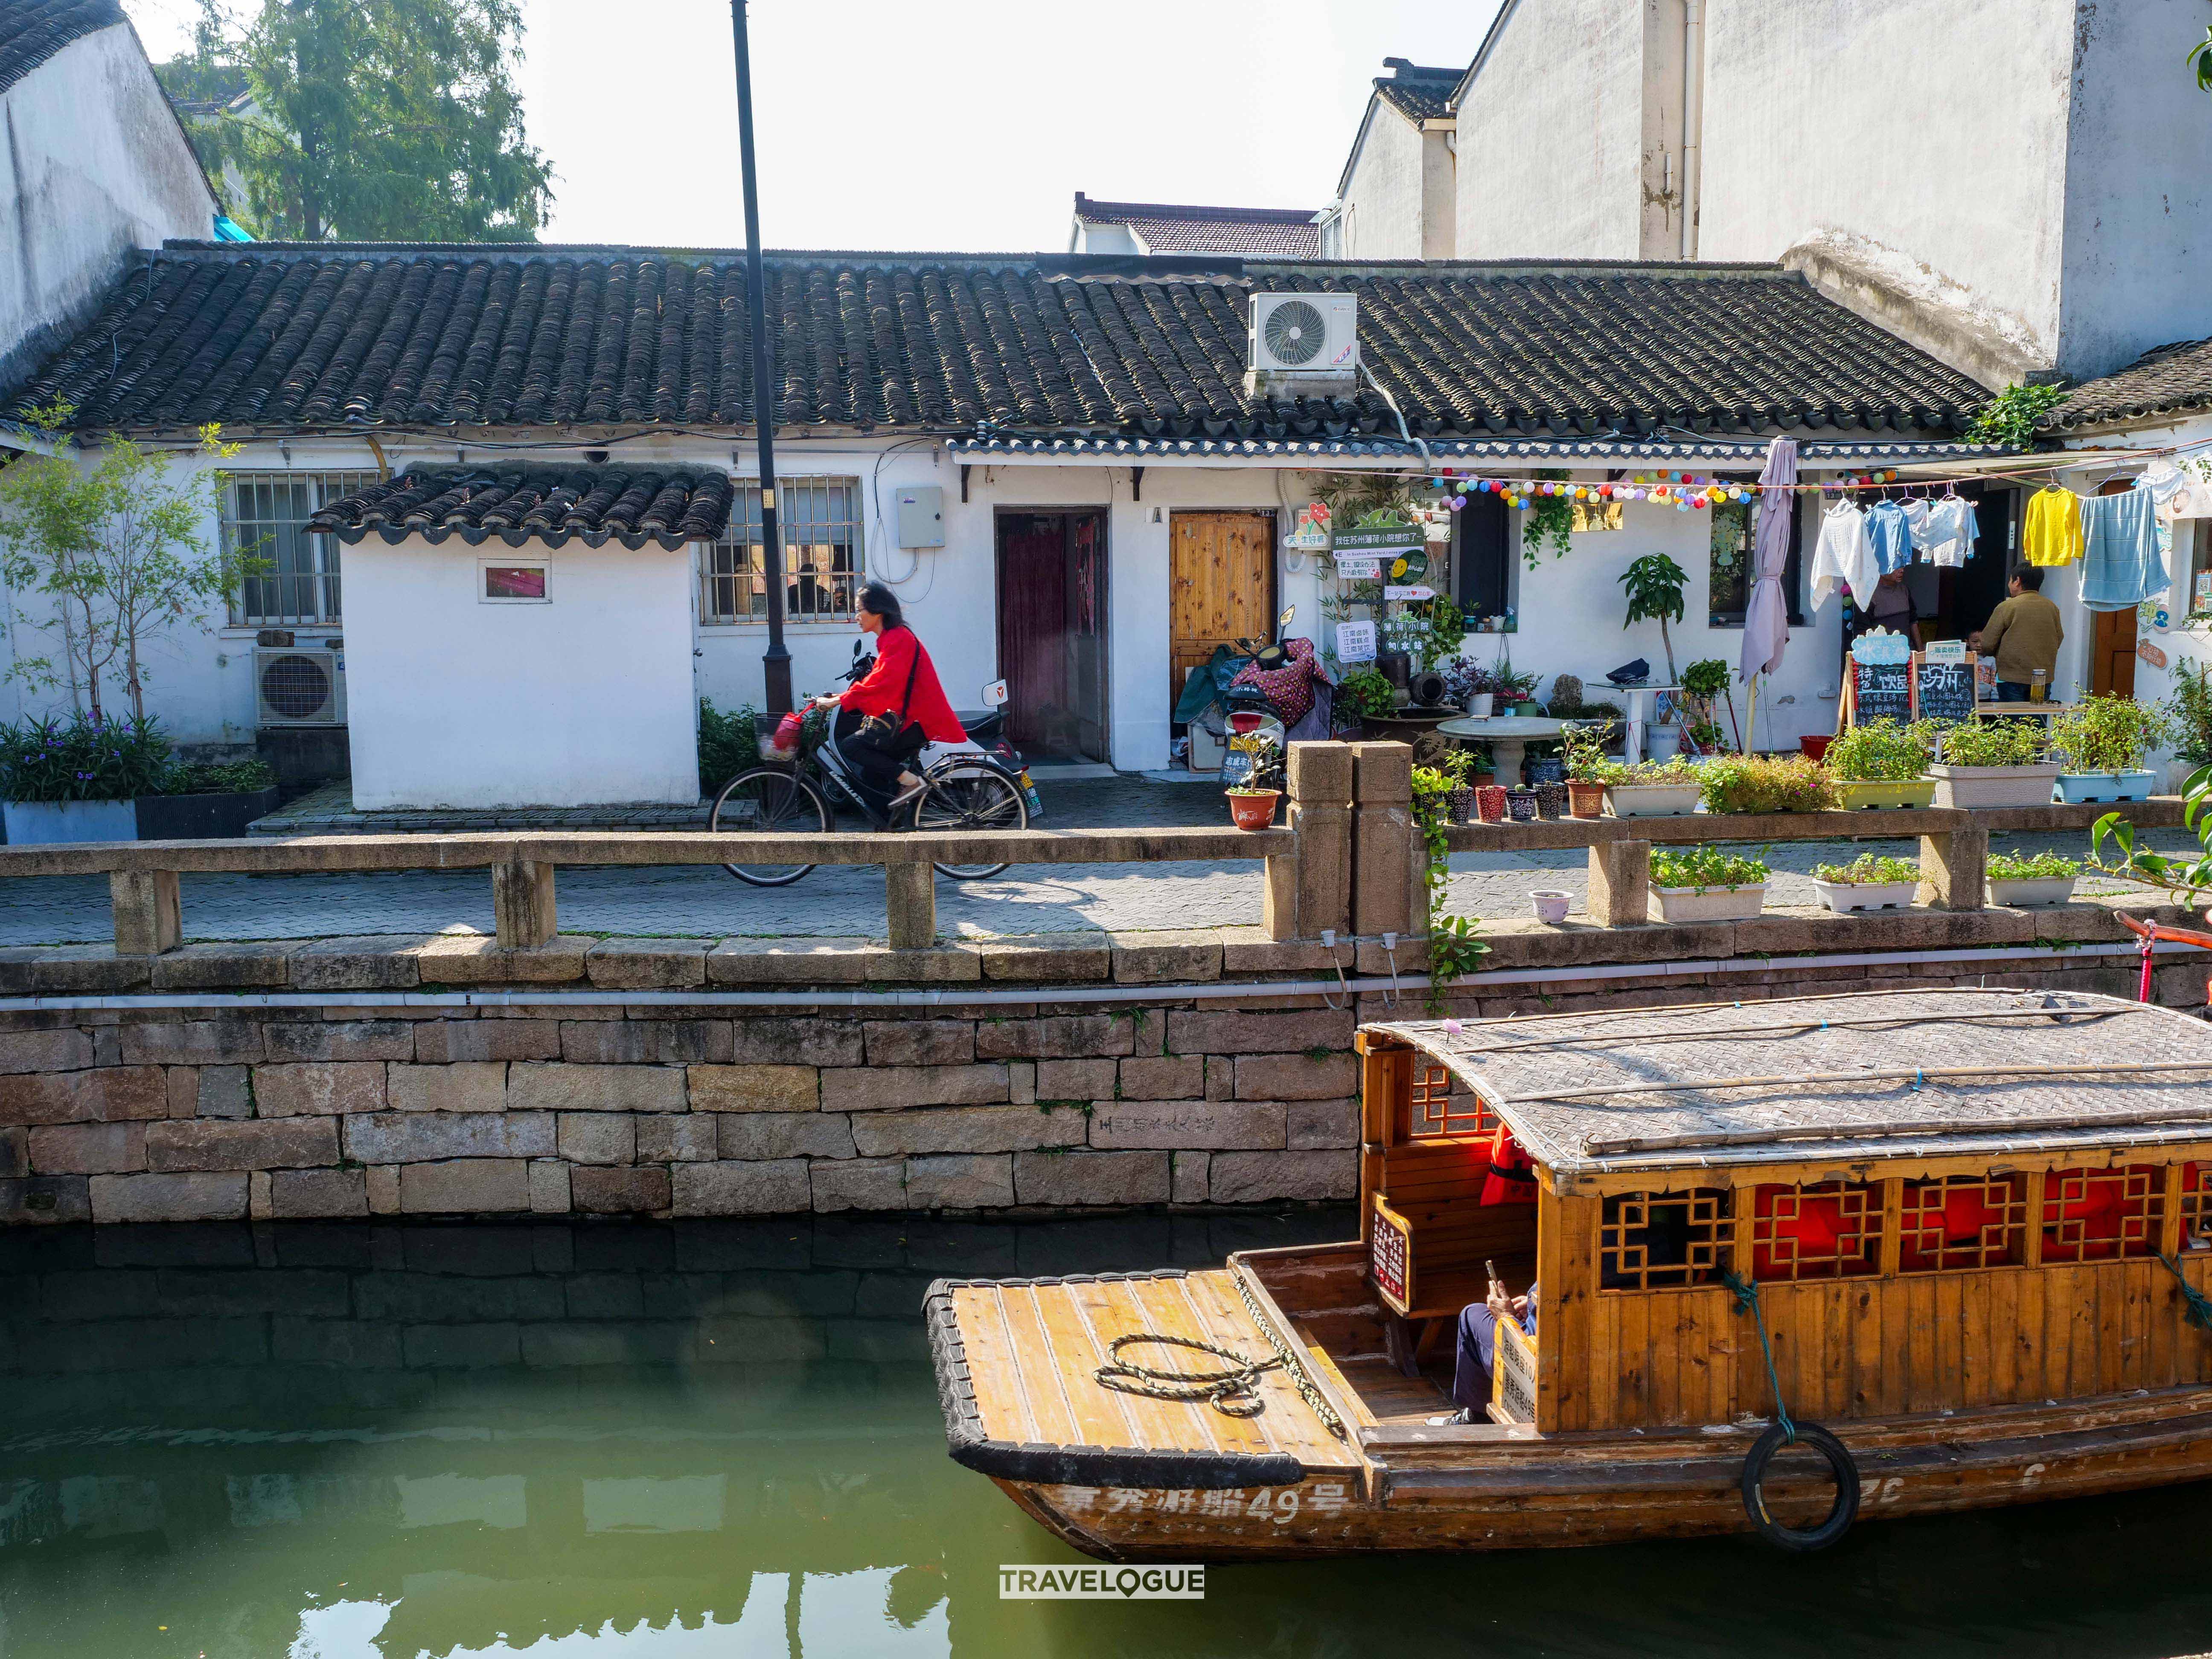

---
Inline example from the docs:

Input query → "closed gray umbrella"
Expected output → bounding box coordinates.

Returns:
[1740,436,1799,680]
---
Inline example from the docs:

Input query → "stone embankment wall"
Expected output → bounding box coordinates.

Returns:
[1,898,2203,1225]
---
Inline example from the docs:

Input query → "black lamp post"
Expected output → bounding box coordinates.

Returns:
[730,0,792,715]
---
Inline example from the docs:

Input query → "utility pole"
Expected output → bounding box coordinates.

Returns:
[731,0,792,714]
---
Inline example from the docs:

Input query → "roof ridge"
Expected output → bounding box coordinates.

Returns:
[1072,195,1318,225]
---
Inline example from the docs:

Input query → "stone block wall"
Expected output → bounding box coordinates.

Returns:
[3,895,2202,1225]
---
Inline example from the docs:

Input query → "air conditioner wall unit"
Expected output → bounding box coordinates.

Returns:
[1246,292,1359,395]
[255,646,346,727]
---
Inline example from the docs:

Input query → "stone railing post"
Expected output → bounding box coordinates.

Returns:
[1918,824,1988,911]
[1351,741,1415,940]
[111,869,181,956]
[1588,838,1650,927]
[1264,740,1352,942]
[885,855,937,951]
[492,859,558,948]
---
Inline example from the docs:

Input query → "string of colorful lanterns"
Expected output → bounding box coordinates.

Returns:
[1416,467,1903,512]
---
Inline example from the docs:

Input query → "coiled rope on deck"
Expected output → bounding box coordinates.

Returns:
[1094,1333,1283,1418]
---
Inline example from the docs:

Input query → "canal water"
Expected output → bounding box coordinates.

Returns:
[4,1211,2210,1659]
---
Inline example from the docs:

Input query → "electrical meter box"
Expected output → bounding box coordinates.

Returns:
[895,485,945,548]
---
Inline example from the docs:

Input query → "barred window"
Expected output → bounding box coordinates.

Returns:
[1750,1181,1883,1282]
[1900,1173,2029,1273]
[222,472,376,626]
[702,478,864,623]
[1599,1188,1730,1291]
[2041,1165,2164,1264]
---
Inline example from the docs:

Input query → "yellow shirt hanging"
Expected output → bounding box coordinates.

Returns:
[2023,485,2084,566]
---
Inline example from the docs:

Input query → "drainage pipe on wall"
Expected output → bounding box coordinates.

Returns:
[1679,0,1706,261]
[1,938,2189,1015]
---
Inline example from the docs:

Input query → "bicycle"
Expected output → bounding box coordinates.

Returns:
[709,642,1036,887]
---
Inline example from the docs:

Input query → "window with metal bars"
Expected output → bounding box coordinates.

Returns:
[2040,1165,2164,1264]
[1750,1181,1883,1282]
[1899,1173,2029,1273]
[701,478,864,623]
[1599,1189,1731,1290]
[221,472,376,626]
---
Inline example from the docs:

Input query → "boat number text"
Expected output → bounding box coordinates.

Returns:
[1076,1482,1351,1524]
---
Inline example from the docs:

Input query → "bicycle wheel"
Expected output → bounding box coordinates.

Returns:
[711,768,830,885]
[914,764,1028,879]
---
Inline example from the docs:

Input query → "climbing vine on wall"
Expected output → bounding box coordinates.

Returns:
[1522,466,1574,566]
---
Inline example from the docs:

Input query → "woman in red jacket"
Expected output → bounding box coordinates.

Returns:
[814,582,966,808]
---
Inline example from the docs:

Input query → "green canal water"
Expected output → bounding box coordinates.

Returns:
[4,1210,2211,1659]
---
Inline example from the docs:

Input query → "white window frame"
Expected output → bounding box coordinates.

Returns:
[700,476,866,626]
[221,471,378,627]
[478,557,551,604]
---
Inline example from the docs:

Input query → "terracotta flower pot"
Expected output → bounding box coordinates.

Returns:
[1227,790,1281,830]
[1566,781,1607,818]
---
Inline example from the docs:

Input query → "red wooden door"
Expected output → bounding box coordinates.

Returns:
[995,511,1109,761]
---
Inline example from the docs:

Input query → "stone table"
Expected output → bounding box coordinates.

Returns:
[1436,715,1571,788]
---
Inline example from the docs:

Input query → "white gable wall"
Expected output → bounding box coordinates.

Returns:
[1335,105,1431,262]
[0,23,215,393]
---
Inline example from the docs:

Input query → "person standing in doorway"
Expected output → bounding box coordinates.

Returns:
[1970,564,2066,702]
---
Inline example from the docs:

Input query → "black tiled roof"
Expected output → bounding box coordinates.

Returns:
[2044,336,2212,431]
[1371,59,1461,122]
[16,243,1991,442]
[0,0,123,94]
[306,466,733,549]
[1073,193,1319,257]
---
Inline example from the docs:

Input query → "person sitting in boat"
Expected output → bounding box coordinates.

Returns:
[1433,1279,1537,1426]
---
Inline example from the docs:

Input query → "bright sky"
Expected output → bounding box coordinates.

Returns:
[122,0,1501,250]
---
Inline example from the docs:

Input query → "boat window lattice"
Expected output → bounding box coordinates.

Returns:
[2181,1161,2212,1248]
[1751,1181,1884,1282]
[1409,1062,1499,1141]
[2041,1164,2165,1264]
[1598,1188,1731,1291]
[1899,1173,2030,1273]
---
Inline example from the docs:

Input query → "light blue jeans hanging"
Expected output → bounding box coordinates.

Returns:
[2078,487,2169,613]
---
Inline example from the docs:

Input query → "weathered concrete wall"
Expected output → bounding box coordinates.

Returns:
[0,24,215,395]
[1,896,2198,1225]
[1336,105,1431,262]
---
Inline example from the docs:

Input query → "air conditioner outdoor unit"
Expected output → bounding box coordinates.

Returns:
[255,646,346,727]
[1246,292,1359,394]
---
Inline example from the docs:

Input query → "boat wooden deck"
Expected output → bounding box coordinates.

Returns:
[934,1268,1362,1484]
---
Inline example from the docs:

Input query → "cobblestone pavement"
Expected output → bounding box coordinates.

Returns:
[1,797,2189,946]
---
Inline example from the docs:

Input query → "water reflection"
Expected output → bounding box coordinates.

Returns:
[3,1211,2212,1658]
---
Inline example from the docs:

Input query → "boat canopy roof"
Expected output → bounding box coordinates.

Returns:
[1366,989,2212,1179]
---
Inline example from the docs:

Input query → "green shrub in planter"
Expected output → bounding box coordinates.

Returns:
[1824,719,1936,782]
[1811,854,1920,884]
[1697,754,1836,814]
[1936,719,2047,768]
[2050,694,2170,775]
[1988,850,2080,880]
[161,757,277,795]
[1650,845,1770,890]
[0,712,173,802]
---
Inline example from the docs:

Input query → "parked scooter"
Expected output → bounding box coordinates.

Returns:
[1174,606,1330,777]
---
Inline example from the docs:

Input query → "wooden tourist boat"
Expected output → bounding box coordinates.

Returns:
[926,987,2212,1557]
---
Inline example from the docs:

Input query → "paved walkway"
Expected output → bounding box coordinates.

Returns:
[0,796,2186,946]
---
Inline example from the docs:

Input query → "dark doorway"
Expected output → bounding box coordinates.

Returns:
[995,510,1109,762]
[1920,483,2014,646]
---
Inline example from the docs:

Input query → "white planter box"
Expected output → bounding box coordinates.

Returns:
[1648,882,1766,923]
[1928,763,2063,809]
[1987,874,2079,907]
[1605,783,1703,818]
[1811,877,1918,914]
[3,799,139,844]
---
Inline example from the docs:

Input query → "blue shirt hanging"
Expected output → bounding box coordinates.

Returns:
[2078,487,2168,613]
[1864,501,1914,573]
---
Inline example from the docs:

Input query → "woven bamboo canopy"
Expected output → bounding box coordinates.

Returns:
[1369,989,2212,1178]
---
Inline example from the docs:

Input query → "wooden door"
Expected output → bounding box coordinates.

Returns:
[995,510,1109,761]
[1170,511,1275,709]
[2093,606,2137,699]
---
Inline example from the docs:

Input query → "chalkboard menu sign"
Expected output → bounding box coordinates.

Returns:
[1914,657,1976,725]
[1851,658,1913,726]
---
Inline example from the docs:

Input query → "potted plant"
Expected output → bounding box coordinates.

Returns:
[1697,754,1837,815]
[2163,657,2212,795]
[0,712,172,844]
[136,756,282,839]
[1810,853,1921,914]
[1619,552,1688,685]
[1488,643,1540,715]
[1338,668,1399,737]
[2050,695,2170,803]
[1224,733,1283,829]
[1581,754,1705,817]
[1823,718,1938,809]
[1987,849,2082,907]
[1561,722,1613,818]
[1648,844,1770,923]
[1929,718,2061,808]
[1442,658,1498,718]
[1677,658,1736,755]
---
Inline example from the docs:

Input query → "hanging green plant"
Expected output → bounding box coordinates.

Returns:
[1522,467,1574,566]
[1965,383,2069,449]
[1409,768,1490,1010]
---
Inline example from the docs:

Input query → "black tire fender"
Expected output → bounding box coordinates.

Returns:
[1740,1420,1859,1552]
